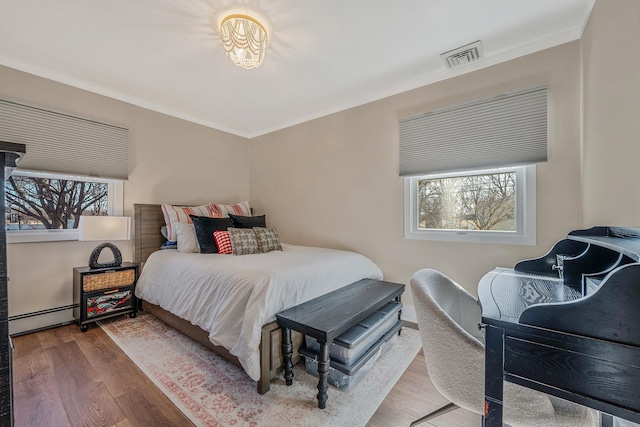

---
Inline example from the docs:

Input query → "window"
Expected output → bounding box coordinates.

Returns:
[404,165,536,245]
[5,170,124,243]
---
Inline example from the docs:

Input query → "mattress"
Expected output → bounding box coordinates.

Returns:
[135,243,383,381]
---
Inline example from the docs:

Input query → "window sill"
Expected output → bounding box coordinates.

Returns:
[7,230,79,244]
[404,229,536,245]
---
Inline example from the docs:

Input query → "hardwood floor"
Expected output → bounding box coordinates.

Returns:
[369,349,480,427]
[12,320,479,427]
[13,323,193,427]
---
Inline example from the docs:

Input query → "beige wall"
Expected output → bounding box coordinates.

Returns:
[6,0,635,331]
[0,65,249,333]
[581,0,640,227]
[250,42,584,318]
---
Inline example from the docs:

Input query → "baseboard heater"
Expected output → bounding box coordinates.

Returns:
[9,304,78,337]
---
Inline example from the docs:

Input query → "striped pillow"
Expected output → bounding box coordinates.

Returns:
[209,202,251,219]
[161,201,250,242]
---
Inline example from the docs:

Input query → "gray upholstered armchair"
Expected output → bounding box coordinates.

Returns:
[409,268,596,427]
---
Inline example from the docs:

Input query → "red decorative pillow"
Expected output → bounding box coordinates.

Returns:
[213,230,232,254]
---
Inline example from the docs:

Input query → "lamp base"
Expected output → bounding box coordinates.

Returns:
[89,242,123,269]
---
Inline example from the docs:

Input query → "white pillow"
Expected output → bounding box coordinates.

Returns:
[174,223,199,253]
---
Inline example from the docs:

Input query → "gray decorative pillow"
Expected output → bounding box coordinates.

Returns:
[228,228,260,255]
[253,227,282,253]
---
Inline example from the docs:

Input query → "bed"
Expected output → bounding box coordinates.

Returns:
[132,203,383,394]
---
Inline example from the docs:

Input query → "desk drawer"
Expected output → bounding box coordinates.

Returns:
[504,336,640,412]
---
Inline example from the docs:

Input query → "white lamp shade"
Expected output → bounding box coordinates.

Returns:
[78,216,131,241]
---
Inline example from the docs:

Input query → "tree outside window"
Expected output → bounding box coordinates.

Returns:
[5,175,108,230]
[417,171,516,232]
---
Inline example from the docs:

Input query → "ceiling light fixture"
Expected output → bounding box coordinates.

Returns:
[220,13,268,70]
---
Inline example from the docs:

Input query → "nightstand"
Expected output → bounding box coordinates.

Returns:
[73,262,139,332]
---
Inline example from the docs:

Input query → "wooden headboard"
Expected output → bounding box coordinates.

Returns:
[133,203,165,264]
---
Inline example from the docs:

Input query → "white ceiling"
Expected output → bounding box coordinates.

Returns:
[0,0,595,139]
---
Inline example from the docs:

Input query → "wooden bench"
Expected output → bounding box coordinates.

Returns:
[275,278,404,408]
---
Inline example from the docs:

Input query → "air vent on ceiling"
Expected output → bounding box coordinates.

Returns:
[441,40,483,70]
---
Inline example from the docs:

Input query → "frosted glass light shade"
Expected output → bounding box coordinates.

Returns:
[78,216,131,241]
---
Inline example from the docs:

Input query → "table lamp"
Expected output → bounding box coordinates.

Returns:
[78,215,131,269]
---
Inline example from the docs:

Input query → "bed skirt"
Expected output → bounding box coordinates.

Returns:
[141,300,303,394]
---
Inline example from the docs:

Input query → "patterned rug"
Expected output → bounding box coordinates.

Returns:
[100,312,421,427]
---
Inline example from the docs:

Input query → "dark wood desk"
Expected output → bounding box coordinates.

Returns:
[275,278,404,409]
[479,227,640,427]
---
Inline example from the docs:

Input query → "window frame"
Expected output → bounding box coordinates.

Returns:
[403,165,536,245]
[6,169,124,244]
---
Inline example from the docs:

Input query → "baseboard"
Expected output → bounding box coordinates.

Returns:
[7,303,420,336]
[9,304,76,336]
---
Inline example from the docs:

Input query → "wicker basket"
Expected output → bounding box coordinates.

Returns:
[83,269,136,292]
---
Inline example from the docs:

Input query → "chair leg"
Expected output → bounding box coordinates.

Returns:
[410,401,459,426]
[600,413,614,427]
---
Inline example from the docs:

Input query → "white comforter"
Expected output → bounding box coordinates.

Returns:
[135,244,383,381]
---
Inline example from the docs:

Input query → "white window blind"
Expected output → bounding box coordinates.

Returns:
[399,86,547,176]
[0,99,129,180]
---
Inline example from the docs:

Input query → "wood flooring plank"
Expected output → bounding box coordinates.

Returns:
[37,323,78,348]
[13,346,71,427]
[14,380,72,427]
[115,388,195,427]
[367,349,478,427]
[429,411,482,427]
[44,341,126,427]
[14,324,195,427]
[11,332,42,360]
[75,325,153,398]
[11,338,47,385]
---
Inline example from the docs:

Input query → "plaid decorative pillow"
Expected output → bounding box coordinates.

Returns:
[253,227,282,253]
[213,230,233,254]
[228,228,260,255]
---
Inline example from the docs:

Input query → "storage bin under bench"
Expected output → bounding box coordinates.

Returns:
[276,278,404,409]
[305,300,402,365]
[301,320,402,391]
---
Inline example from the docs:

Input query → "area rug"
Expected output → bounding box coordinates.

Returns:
[100,312,421,427]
